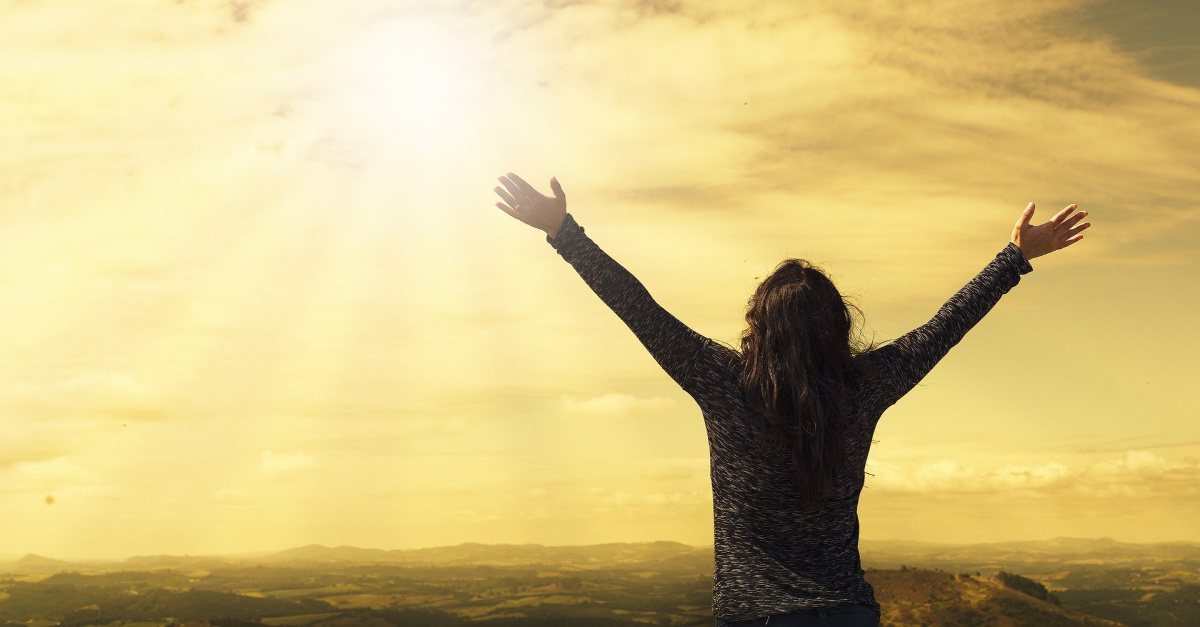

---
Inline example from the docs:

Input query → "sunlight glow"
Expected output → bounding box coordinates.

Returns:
[336,21,485,163]
[3,0,1197,561]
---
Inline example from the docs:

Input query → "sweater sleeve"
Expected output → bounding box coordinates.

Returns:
[546,213,712,396]
[870,242,1034,404]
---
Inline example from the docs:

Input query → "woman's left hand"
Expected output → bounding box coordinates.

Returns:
[494,172,567,238]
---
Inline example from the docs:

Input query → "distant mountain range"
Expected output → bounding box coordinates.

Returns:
[1,540,712,574]
[3,539,1197,625]
[859,536,1200,572]
[9,553,70,570]
[3,536,1198,575]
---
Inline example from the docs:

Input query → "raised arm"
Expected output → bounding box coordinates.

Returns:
[870,241,1033,403]
[870,201,1090,404]
[493,173,711,395]
[545,213,711,392]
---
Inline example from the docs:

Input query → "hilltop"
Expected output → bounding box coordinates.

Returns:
[4,539,1200,624]
[0,545,1156,625]
[867,567,1123,626]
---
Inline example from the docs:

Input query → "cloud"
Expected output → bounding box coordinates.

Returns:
[1073,449,1200,498]
[866,449,1200,497]
[592,488,713,518]
[990,462,1074,489]
[229,1,252,23]
[633,457,709,482]
[261,450,316,473]
[212,488,255,505]
[12,457,99,485]
[0,0,1196,554]
[392,416,469,439]
[560,392,678,415]
[442,507,504,523]
[1,456,121,499]
[1092,449,1171,475]
[611,490,706,506]
[0,447,73,472]
[0,371,169,423]
[518,0,1199,268]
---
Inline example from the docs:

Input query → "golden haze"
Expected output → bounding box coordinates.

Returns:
[0,0,1198,559]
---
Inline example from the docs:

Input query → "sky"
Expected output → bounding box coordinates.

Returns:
[0,0,1198,560]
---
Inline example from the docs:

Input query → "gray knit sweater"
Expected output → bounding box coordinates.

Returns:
[546,212,1034,622]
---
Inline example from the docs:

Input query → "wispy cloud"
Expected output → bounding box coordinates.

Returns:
[212,488,255,505]
[261,450,317,473]
[0,371,168,423]
[867,449,1200,497]
[0,0,1196,555]
[560,392,678,415]
[1,456,122,500]
[12,457,99,485]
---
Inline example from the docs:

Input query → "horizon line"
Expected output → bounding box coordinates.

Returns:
[7,534,1200,564]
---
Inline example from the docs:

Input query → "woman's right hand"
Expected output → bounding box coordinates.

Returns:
[1011,202,1091,260]
[494,172,567,239]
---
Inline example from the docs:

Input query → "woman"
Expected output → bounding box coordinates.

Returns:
[493,172,1089,627]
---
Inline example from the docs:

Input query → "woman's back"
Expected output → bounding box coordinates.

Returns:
[495,172,1087,627]
[528,201,1075,624]
[691,341,887,622]
[690,240,1034,622]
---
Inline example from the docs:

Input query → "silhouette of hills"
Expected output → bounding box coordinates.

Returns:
[859,536,1200,572]
[4,537,1198,574]
[12,554,65,567]
[2,539,1198,624]
[266,544,394,563]
[4,554,71,575]
[4,533,1195,574]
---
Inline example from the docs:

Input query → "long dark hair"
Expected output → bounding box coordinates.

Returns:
[738,258,882,509]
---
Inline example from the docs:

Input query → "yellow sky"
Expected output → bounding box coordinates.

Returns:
[1,0,1198,560]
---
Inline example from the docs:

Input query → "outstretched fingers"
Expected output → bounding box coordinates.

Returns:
[1049,204,1079,226]
[495,201,519,219]
[1063,220,1091,239]
[1056,219,1091,250]
[1060,208,1088,231]
[505,172,543,201]
[1056,205,1089,241]
[1060,232,1085,248]
[498,176,524,201]
[494,184,519,209]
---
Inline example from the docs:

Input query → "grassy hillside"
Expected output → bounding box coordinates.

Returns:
[867,568,1124,627]
[0,562,1135,626]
